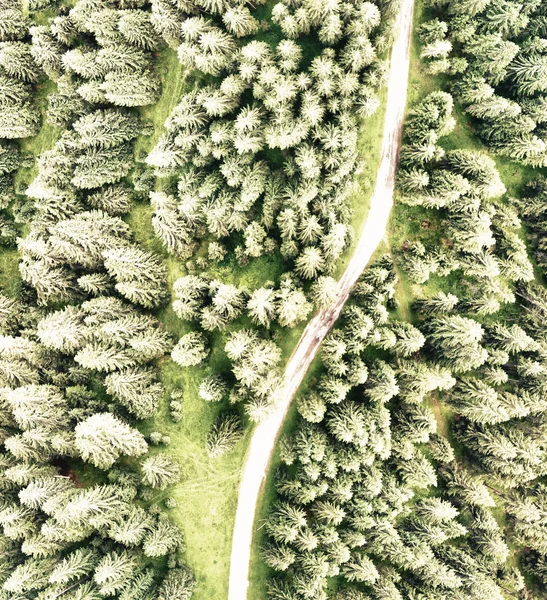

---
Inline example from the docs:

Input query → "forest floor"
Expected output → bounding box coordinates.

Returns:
[228,0,416,598]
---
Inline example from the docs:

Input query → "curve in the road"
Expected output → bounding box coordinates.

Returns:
[228,0,415,597]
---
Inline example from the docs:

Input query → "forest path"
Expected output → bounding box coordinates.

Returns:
[227,0,415,597]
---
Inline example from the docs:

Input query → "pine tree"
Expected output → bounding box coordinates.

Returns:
[103,246,167,308]
[342,552,379,584]
[0,8,29,41]
[310,276,338,308]
[247,286,277,327]
[75,413,148,469]
[141,454,180,489]
[119,569,157,599]
[297,392,327,423]
[206,412,244,458]
[172,275,208,321]
[261,543,296,571]
[198,374,228,402]
[49,548,98,585]
[101,69,161,107]
[72,144,134,190]
[416,291,458,315]
[118,10,162,50]
[158,567,196,600]
[276,280,312,328]
[295,246,325,279]
[0,41,39,82]
[143,518,184,557]
[93,551,139,596]
[37,306,89,353]
[4,557,57,593]
[108,506,152,547]
[19,476,74,511]
[74,109,142,149]
[171,332,209,367]
[222,6,260,37]
[105,367,164,419]
[209,281,247,321]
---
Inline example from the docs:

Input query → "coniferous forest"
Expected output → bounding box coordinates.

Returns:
[2,0,547,598]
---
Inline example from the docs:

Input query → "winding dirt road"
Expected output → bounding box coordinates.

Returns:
[228,0,415,597]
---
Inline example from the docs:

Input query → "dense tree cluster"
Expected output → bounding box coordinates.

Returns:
[0,2,40,139]
[398,91,533,314]
[0,0,195,594]
[170,271,315,418]
[389,39,547,594]
[421,0,547,166]
[172,273,312,331]
[0,295,195,597]
[261,27,547,594]
[262,259,520,600]
[513,176,547,269]
[146,0,393,276]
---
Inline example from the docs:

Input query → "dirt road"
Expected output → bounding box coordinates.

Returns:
[228,0,415,597]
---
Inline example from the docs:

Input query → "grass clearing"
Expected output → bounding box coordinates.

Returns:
[134,48,188,162]
[0,250,21,298]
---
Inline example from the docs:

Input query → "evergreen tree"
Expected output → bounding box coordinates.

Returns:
[158,567,196,600]
[206,412,244,458]
[198,374,228,402]
[75,413,148,469]
[93,550,139,596]
[171,332,209,367]
[143,518,184,557]
[141,455,180,489]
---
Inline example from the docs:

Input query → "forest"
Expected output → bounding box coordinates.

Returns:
[1,0,547,598]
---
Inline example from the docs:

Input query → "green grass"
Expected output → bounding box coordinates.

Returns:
[12,77,62,195]
[134,49,188,162]
[8,77,62,295]
[335,85,389,278]
[0,249,21,298]
[137,359,252,599]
